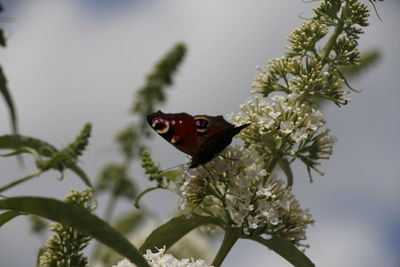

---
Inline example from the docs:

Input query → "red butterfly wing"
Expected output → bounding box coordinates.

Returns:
[148,110,250,168]
[147,111,200,156]
[190,122,250,168]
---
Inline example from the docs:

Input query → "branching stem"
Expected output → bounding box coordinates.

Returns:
[212,227,241,267]
[320,3,348,64]
[0,169,42,193]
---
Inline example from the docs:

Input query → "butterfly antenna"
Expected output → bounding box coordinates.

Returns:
[160,162,191,174]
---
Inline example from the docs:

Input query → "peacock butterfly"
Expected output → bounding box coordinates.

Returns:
[147,110,250,168]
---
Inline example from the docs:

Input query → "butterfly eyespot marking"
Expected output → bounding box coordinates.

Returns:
[171,135,181,144]
[151,116,170,134]
[195,117,210,133]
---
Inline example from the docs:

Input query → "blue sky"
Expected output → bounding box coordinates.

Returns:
[0,0,399,266]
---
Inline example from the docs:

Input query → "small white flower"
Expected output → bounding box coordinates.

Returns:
[280,121,294,134]
[112,259,136,267]
[256,186,273,198]
[269,216,280,226]
[272,94,286,103]
[309,109,324,128]
[291,128,308,143]
[258,117,275,129]
[138,246,213,267]
[287,93,299,101]
[247,215,260,229]
[268,110,281,119]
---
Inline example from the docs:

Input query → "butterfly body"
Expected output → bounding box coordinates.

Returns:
[147,110,249,168]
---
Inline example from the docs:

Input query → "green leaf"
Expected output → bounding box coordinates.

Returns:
[0,66,18,134]
[278,157,294,187]
[0,197,150,267]
[0,135,92,187]
[139,215,222,254]
[251,236,315,267]
[0,210,22,227]
[68,165,92,188]
[0,135,57,156]
[0,29,6,47]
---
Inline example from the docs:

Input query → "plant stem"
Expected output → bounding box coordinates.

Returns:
[134,186,160,208]
[0,169,42,193]
[263,156,279,184]
[320,4,347,65]
[104,193,118,222]
[212,227,241,267]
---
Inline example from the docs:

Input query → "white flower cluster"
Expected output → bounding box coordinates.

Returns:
[234,95,325,145]
[175,146,313,244]
[127,220,212,263]
[113,247,212,267]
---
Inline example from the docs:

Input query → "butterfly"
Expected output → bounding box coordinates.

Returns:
[147,110,250,168]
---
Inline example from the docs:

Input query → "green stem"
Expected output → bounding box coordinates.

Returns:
[212,227,241,267]
[103,193,118,222]
[0,169,42,193]
[263,156,279,184]
[134,186,160,208]
[320,4,348,65]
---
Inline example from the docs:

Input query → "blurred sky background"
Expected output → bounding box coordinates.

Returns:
[0,0,399,266]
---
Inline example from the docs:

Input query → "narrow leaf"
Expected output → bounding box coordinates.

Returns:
[251,236,315,267]
[139,215,222,254]
[0,197,150,267]
[0,210,22,227]
[278,157,294,187]
[0,135,92,187]
[69,165,92,188]
[0,66,18,133]
[0,135,57,156]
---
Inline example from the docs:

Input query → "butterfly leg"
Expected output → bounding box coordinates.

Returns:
[201,164,226,199]
[218,153,239,161]
[201,164,216,182]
